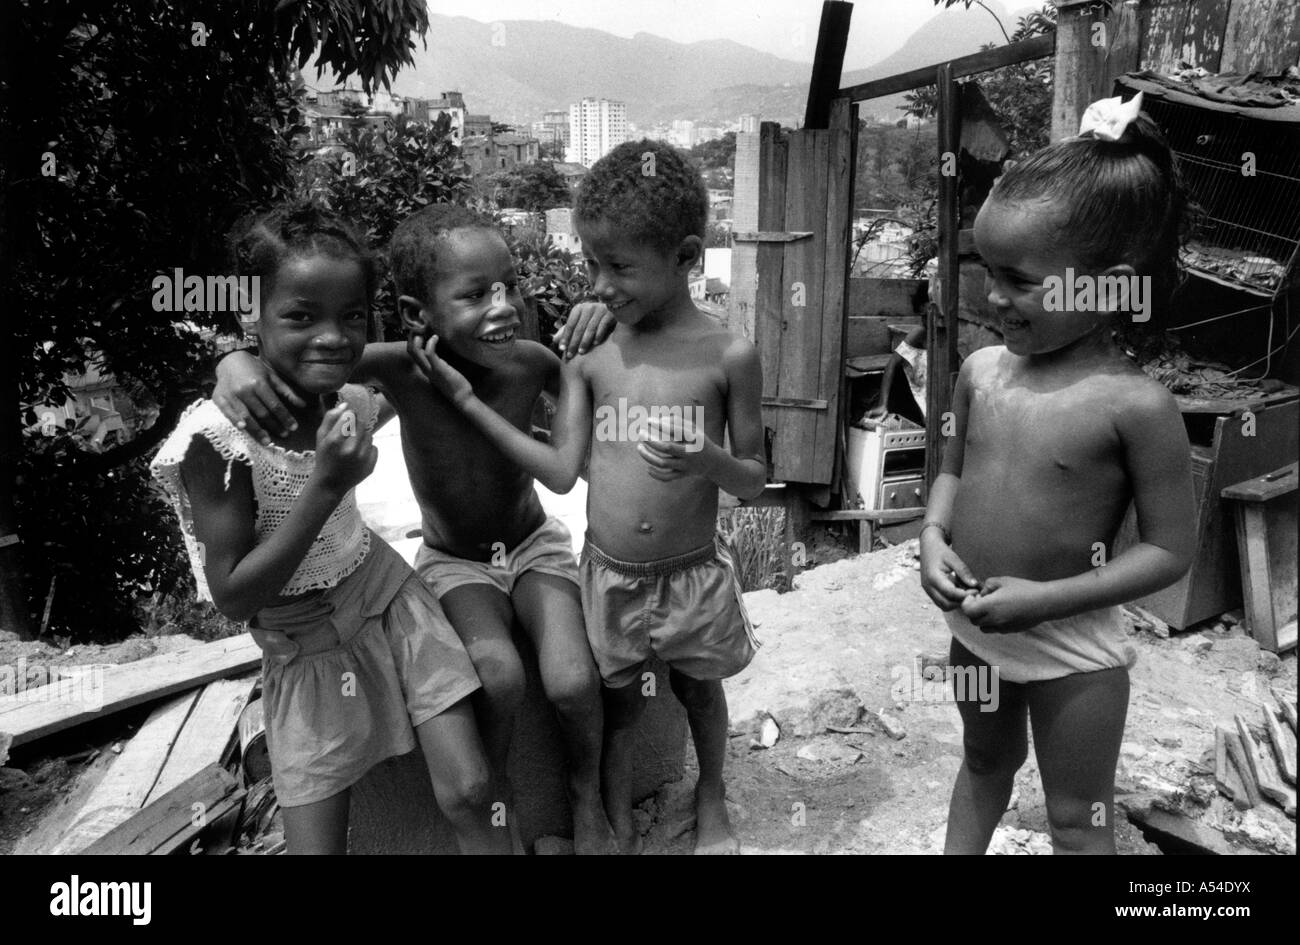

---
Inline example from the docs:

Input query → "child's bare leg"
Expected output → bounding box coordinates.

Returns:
[945,638,1028,854]
[512,571,616,854]
[668,669,738,855]
[282,789,351,854]
[1028,666,1129,854]
[439,583,526,850]
[415,698,514,854]
[601,677,648,853]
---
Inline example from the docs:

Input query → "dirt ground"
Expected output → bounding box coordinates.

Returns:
[634,541,1297,855]
[2,540,1295,855]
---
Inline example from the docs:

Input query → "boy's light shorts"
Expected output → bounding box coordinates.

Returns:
[251,536,481,808]
[580,533,759,689]
[413,516,580,599]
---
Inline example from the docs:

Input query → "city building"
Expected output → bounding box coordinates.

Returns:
[428,91,467,144]
[740,114,760,134]
[534,109,570,152]
[546,208,582,254]
[671,119,696,148]
[464,113,493,139]
[493,133,540,168]
[552,162,589,195]
[567,98,629,167]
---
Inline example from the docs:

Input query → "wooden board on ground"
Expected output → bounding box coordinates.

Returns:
[1263,705,1297,786]
[147,675,257,802]
[0,635,260,748]
[1222,725,1262,808]
[53,692,198,854]
[81,764,242,855]
[1236,713,1296,816]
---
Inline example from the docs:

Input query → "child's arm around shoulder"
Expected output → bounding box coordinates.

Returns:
[413,334,591,493]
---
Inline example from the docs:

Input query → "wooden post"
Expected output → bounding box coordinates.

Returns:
[804,1,854,130]
[1052,0,1141,143]
[927,63,961,489]
[729,128,762,340]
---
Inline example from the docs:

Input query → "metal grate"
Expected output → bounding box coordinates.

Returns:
[1118,82,1300,298]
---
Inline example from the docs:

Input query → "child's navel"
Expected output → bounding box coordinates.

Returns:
[638,521,654,534]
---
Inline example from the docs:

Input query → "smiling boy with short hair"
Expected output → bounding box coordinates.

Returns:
[418,142,767,854]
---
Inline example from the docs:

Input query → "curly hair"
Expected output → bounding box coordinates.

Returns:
[228,199,378,303]
[575,139,708,252]
[388,203,498,303]
[987,110,1197,341]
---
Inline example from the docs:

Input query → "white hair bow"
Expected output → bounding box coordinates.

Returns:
[1078,91,1144,142]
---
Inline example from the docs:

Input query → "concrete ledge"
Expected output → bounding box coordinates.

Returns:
[348,631,686,853]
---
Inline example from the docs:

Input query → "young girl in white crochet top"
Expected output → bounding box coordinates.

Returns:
[151,202,508,854]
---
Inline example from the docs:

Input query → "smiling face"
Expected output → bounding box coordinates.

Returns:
[973,197,1112,359]
[410,227,524,365]
[576,219,696,329]
[254,253,369,397]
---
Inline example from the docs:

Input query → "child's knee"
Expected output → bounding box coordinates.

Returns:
[1044,796,1112,852]
[962,736,1027,778]
[473,653,527,713]
[437,764,496,821]
[543,662,599,714]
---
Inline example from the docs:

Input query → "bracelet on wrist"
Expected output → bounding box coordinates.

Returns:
[920,521,950,544]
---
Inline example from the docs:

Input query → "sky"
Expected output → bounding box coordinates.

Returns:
[425,0,962,71]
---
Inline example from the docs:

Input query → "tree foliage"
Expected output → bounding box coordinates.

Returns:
[488,162,571,213]
[1,0,430,640]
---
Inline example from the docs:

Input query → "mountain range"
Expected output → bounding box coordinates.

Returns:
[378,3,1039,128]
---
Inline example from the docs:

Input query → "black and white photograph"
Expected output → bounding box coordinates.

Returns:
[0,0,1296,898]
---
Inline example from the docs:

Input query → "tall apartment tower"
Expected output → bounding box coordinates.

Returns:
[739,114,760,134]
[567,98,629,167]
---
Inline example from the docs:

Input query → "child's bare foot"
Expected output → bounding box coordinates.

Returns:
[693,782,739,855]
[571,787,619,855]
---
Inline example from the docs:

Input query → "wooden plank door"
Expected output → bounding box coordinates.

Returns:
[755,98,853,485]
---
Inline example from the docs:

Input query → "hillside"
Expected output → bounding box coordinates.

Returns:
[366,3,1040,128]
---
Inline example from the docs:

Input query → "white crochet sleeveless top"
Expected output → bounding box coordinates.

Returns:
[150,384,376,601]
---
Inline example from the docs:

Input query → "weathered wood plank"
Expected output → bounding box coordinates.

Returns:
[1141,0,1193,73]
[1263,704,1297,785]
[728,130,762,340]
[1222,0,1300,74]
[756,123,789,412]
[1052,1,1141,142]
[1223,724,1262,807]
[773,127,830,482]
[1182,0,1232,70]
[147,674,258,803]
[838,34,1054,102]
[80,764,240,855]
[53,692,199,854]
[812,97,854,486]
[0,635,261,748]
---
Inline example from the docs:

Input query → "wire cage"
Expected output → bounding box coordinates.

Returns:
[1116,75,1300,299]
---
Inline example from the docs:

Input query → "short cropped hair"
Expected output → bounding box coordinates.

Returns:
[575,140,708,252]
[388,203,498,302]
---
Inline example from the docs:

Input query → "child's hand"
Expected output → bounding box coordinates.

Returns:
[919,532,981,611]
[554,301,616,360]
[959,576,1049,634]
[636,416,710,481]
[312,403,377,495]
[213,351,307,445]
[408,333,474,407]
